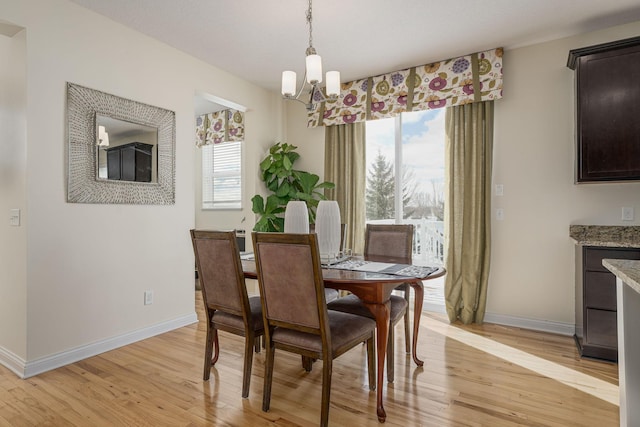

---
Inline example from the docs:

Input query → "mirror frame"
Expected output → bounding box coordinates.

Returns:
[66,83,175,204]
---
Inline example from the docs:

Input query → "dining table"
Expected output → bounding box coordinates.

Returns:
[241,255,445,423]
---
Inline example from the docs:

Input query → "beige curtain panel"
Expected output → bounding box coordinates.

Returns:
[444,101,494,324]
[324,122,367,254]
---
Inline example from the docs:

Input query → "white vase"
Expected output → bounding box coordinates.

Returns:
[315,200,341,258]
[284,201,309,233]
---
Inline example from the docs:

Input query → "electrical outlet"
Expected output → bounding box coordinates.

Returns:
[496,208,504,220]
[622,207,634,221]
[144,290,154,305]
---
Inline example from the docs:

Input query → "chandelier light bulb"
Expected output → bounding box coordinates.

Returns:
[326,71,340,97]
[282,71,297,96]
[306,54,323,84]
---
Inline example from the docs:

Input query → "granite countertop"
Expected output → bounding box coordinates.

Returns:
[569,225,640,248]
[602,259,640,295]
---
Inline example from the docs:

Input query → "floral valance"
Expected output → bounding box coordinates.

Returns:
[196,109,244,147]
[308,47,503,127]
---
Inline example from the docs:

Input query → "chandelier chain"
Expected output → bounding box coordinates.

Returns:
[307,0,313,50]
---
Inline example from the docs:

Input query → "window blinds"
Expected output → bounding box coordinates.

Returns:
[202,141,242,209]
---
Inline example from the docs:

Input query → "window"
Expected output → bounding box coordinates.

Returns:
[202,141,242,209]
[365,109,445,266]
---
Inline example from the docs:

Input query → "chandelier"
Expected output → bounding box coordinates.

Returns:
[281,0,340,110]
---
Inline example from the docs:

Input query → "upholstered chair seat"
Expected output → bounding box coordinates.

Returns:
[272,310,376,353]
[212,296,264,332]
[328,294,408,382]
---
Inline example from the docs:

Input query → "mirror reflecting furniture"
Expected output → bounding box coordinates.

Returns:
[67,83,175,204]
[96,115,158,183]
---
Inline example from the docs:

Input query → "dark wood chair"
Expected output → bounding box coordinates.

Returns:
[252,232,376,427]
[327,223,413,382]
[190,229,265,398]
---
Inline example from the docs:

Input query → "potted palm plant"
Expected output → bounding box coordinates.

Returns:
[251,142,334,232]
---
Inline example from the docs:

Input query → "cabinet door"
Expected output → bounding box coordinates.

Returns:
[576,44,640,182]
[107,149,121,180]
[585,308,617,348]
[584,271,616,311]
[135,147,152,182]
[121,146,136,181]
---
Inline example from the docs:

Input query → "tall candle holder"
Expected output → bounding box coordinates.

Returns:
[315,200,341,261]
[284,201,310,233]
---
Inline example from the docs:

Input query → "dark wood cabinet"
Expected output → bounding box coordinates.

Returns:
[568,36,640,182]
[575,246,640,361]
[106,142,153,183]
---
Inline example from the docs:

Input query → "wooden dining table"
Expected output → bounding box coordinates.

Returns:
[241,256,445,423]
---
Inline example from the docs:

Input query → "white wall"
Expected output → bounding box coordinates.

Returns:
[283,101,326,178]
[490,20,640,328]
[0,28,27,365]
[287,20,640,331]
[0,0,280,376]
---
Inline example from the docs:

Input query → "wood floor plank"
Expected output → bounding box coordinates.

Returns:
[0,291,619,426]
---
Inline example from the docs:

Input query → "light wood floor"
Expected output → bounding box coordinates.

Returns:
[0,292,618,426]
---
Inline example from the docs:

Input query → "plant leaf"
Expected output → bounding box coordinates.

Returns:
[282,155,292,170]
[315,182,335,190]
[276,181,290,197]
[251,195,265,214]
[264,194,283,214]
[260,157,272,171]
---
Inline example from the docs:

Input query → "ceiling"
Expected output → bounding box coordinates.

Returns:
[70,0,640,98]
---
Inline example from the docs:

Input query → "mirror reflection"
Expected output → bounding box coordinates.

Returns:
[96,115,158,183]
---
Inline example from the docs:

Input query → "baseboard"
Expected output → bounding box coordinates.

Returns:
[0,346,27,379]
[423,304,574,336]
[0,312,198,379]
[423,302,447,314]
[482,312,574,336]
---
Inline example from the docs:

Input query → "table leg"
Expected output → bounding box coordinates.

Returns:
[410,280,425,367]
[363,299,390,423]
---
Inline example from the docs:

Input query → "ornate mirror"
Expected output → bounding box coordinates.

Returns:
[66,83,175,204]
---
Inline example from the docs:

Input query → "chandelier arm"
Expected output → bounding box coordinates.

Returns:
[291,69,310,101]
[309,85,317,108]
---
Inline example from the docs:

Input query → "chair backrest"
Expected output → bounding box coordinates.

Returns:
[309,223,348,251]
[190,230,250,319]
[364,224,414,261]
[252,232,327,335]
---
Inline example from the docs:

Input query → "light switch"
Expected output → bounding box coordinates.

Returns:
[495,184,504,196]
[9,209,20,226]
[496,208,504,220]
